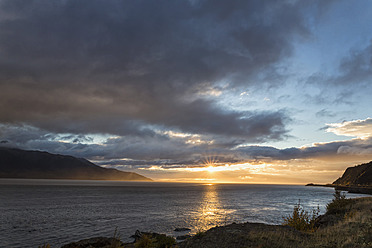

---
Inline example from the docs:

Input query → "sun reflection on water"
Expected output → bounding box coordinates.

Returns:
[191,184,231,232]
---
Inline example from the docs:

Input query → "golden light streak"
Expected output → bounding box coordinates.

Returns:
[140,159,348,184]
[143,162,274,173]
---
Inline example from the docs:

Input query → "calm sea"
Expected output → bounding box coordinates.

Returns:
[0,179,366,248]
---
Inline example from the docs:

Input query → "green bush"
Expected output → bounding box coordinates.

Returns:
[326,190,352,215]
[282,200,319,232]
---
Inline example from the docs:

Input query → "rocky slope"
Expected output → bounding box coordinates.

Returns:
[0,147,151,181]
[307,161,372,194]
[333,161,372,186]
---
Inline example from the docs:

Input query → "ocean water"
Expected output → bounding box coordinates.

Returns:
[0,179,366,248]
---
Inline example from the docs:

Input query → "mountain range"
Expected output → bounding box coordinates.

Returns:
[0,147,151,181]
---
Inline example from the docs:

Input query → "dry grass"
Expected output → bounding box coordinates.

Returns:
[258,197,372,248]
[309,197,372,248]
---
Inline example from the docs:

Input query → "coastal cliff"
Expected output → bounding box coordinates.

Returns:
[307,161,372,194]
[333,161,372,186]
[0,147,151,181]
[331,161,372,194]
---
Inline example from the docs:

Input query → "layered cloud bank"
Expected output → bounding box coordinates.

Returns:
[0,0,372,183]
[2,118,372,183]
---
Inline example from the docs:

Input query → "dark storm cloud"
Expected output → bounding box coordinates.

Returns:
[0,124,206,161]
[0,124,96,156]
[0,0,322,140]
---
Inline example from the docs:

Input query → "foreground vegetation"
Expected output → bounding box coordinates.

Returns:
[282,200,320,232]
[42,193,372,248]
[180,193,372,248]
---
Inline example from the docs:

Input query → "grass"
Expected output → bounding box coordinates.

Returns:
[310,196,372,247]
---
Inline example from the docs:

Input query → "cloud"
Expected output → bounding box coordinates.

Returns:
[337,145,372,155]
[305,41,372,89]
[302,41,372,106]
[4,1,369,183]
[0,0,327,141]
[2,119,372,178]
[236,136,372,161]
[334,41,372,86]
[315,109,336,118]
[326,118,372,139]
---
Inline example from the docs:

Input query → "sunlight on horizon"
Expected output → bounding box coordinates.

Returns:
[140,158,346,184]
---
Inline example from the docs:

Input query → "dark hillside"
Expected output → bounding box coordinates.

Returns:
[333,161,372,186]
[0,147,151,181]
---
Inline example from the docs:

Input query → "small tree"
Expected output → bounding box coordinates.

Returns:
[326,190,351,215]
[283,200,319,232]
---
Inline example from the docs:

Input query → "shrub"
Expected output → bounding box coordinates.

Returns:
[134,234,176,248]
[155,234,176,248]
[135,234,156,248]
[326,190,352,215]
[282,200,319,232]
[194,230,206,239]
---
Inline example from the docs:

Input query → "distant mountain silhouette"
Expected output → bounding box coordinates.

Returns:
[333,161,372,186]
[0,147,151,181]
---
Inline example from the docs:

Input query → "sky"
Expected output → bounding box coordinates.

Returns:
[1,0,372,184]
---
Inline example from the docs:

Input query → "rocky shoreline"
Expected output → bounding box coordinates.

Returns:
[56,196,372,248]
[305,183,372,195]
[59,229,191,248]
